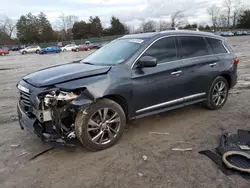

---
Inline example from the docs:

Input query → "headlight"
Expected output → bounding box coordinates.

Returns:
[44,90,78,107]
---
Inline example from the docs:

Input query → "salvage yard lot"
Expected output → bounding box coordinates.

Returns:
[1,36,250,188]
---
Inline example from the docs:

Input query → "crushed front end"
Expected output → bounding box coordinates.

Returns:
[17,80,83,149]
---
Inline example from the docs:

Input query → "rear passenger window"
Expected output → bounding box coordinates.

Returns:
[143,37,177,64]
[206,38,227,54]
[179,36,210,58]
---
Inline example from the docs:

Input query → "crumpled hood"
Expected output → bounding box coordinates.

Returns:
[23,63,111,87]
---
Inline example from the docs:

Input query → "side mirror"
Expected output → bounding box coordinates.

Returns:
[138,56,157,68]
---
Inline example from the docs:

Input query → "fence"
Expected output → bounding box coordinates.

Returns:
[3,35,125,49]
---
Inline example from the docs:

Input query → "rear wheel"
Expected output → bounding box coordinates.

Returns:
[204,76,229,110]
[75,98,126,151]
[35,50,40,54]
[22,51,27,55]
[1,53,5,56]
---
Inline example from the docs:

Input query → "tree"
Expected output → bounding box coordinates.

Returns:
[142,20,156,32]
[205,25,211,30]
[38,12,55,42]
[72,21,89,39]
[89,16,103,37]
[108,16,127,35]
[171,11,186,28]
[232,0,244,27]
[218,14,228,27]
[207,5,220,29]
[237,9,250,28]
[223,0,232,27]
[55,13,78,40]
[159,20,170,31]
[0,17,16,38]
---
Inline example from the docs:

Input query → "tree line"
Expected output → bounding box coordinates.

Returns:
[0,0,250,45]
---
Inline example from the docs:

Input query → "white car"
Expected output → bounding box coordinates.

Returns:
[19,45,41,55]
[61,44,78,52]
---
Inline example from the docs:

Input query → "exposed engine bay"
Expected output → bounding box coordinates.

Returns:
[35,90,81,148]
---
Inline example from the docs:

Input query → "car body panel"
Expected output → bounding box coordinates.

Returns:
[23,63,111,87]
[0,49,9,55]
[20,46,41,54]
[61,44,78,51]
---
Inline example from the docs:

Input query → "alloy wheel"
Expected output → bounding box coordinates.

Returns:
[212,81,227,106]
[87,108,121,145]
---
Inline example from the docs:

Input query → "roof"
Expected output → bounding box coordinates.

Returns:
[122,30,224,40]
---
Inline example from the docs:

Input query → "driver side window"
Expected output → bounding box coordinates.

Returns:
[143,37,178,64]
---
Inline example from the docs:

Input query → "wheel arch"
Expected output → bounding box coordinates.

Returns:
[220,74,231,88]
[103,95,129,120]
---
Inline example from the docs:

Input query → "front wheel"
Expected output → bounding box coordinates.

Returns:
[1,53,5,56]
[204,76,229,110]
[75,99,126,151]
[35,50,40,54]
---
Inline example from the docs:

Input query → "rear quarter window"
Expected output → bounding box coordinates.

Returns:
[178,36,210,59]
[205,38,228,54]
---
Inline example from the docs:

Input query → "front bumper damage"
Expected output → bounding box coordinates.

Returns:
[17,86,93,149]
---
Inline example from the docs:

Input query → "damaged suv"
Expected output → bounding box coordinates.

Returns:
[17,31,238,151]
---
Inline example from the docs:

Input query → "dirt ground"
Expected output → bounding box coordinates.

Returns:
[0,36,250,188]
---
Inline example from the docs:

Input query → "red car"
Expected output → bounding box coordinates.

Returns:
[0,49,9,56]
[72,44,93,52]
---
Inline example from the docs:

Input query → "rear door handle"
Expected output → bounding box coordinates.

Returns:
[171,70,182,75]
[209,63,217,67]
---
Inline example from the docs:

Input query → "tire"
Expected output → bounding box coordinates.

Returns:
[75,98,126,151]
[63,49,66,52]
[35,50,40,54]
[204,76,229,110]
[76,48,79,52]
[1,53,5,56]
[22,51,27,55]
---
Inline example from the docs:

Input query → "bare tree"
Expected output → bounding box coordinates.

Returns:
[232,0,244,27]
[223,0,232,27]
[171,11,186,28]
[159,20,171,31]
[218,14,228,27]
[142,20,157,32]
[0,17,16,38]
[56,13,78,31]
[207,5,220,29]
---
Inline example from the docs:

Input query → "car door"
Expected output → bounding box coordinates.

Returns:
[176,35,219,99]
[132,36,188,116]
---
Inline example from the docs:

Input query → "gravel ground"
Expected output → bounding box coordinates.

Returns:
[0,36,250,188]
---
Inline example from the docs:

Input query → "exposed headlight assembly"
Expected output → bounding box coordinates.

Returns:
[44,90,78,107]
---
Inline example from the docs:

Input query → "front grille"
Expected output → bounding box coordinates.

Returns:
[19,90,31,112]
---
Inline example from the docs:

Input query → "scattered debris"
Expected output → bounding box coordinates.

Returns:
[30,147,55,160]
[19,151,28,156]
[138,172,143,177]
[142,155,147,161]
[239,145,250,150]
[171,148,193,151]
[11,144,20,148]
[229,90,241,95]
[149,132,170,135]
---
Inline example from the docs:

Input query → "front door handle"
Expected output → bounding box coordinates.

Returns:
[171,70,182,75]
[209,63,217,67]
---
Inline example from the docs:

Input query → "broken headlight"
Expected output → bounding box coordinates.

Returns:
[44,90,78,107]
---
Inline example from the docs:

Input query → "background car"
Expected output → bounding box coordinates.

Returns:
[72,44,92,52]
[242,31,248,35]
[19,45,41,54]
[0,48,9,56]
[61,44,78,52]
[39,46,61,54]
[11,45,24,51]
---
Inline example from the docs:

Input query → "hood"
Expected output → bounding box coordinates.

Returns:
[23,63,111,87]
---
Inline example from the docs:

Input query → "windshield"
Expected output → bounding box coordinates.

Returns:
[81,38,145,65]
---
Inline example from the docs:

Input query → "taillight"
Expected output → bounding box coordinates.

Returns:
[233,57,239,64]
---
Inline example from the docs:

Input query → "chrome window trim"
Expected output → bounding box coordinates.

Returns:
[131,34,230,69]
[136,93,206,113]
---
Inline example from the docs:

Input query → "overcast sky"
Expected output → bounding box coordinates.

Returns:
[1,0,250,28]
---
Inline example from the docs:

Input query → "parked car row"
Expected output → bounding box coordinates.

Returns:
[215,30,250,37]
[0,42,107,57]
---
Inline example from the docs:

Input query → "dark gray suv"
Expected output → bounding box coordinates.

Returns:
[17,30,238,151]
